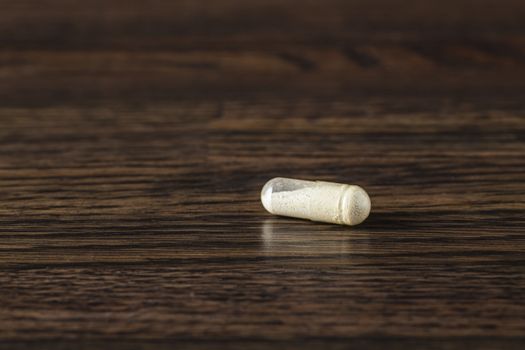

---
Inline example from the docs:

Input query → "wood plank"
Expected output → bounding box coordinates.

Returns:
[0,1,524,348]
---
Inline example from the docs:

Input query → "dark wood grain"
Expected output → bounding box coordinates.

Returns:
[1,1,525,349]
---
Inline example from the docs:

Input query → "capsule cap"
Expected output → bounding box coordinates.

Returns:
[261,180,274,213]
[340,185,371,225]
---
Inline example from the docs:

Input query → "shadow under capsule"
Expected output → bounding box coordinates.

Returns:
[260,218,370,258]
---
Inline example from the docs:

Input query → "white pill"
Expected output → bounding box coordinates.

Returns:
[261,177,371,226]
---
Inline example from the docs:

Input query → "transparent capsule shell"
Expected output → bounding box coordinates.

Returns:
[261,177,371,226]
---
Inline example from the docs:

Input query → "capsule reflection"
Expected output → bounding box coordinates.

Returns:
[261,219,352,257]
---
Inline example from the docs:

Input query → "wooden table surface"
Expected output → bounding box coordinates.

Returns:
[1,1,525,349]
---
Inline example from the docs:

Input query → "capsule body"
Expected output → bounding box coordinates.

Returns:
[261,177,371,226]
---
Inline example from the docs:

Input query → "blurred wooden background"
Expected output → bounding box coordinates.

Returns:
[1,1,524,349]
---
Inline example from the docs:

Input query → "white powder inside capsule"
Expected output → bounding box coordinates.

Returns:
[270,186,341,223]
[268,184,370,225]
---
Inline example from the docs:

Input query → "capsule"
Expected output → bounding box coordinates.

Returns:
[261,177,371,226]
